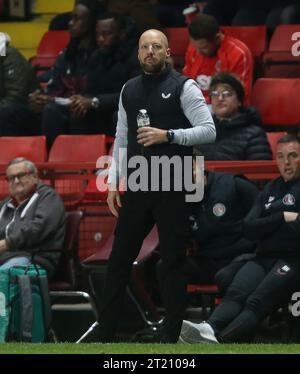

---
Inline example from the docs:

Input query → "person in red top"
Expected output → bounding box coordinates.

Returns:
[183,13,253,104]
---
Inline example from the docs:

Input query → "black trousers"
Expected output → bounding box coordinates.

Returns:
[208,255,300,342]
[99,191,192,342]
[42,103,114,149]
[0,103,40,136]
[157,255,231,295]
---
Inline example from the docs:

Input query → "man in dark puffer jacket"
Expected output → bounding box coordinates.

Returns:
[196,72,272,161]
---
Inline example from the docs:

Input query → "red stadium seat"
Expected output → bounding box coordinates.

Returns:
[262,25,300,78]
[45,135,112,259]
[48,135,106,207]
[48,134,106,163]
[251,78,300,127]
[0,136,47,163]
[163,27,189,70]
[222,26,267,58]
[30,31,70,71]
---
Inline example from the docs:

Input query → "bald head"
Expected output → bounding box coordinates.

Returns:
[138,29,170,74]
[139,29,169,49]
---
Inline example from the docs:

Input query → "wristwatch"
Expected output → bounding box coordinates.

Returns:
[91,97,100,109]
[167,129,174,143]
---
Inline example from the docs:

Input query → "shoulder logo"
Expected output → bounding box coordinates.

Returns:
[276,265,290,276]
[162,93,171,99]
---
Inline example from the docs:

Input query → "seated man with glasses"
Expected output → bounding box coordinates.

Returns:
[195,72,272,161]
[0,158,65,278]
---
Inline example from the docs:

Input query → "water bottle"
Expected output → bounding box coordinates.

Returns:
[137,109,150,128]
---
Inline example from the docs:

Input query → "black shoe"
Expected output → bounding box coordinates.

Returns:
[130,326,164,343]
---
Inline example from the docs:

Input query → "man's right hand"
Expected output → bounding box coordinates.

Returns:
[28,90,54,113]
[107,184,122,218]
[284,211,298,222]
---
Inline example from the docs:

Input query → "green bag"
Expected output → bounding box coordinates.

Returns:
[0,265,52,343]
[0,269,9,342]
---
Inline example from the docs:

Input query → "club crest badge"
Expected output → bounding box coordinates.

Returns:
[282,194,295,206]
[213,203,226,217]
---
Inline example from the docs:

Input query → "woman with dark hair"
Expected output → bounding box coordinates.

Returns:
[196,72,272,160]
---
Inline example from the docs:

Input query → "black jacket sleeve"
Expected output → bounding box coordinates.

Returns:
[243,191,285,241]
[234,176,258,212]
[45,52,66,97]
[245,126,272,160]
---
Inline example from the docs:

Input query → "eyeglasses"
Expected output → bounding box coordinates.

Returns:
[6,171,33,183]
[210,90,234,99]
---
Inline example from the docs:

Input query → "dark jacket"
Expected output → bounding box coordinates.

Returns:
[192,171,258,260]
[0,45,38,105]
[197,106,272,160]
[0,183,65,278]
[78,33,141,135]
[244,176,300,260]
[46,46,95,97]
[85,34,141,113]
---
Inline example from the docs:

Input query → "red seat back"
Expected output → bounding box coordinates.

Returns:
[163,27,189,69]
[30,31,70,73]
[262,25,300,77]
[48,135,106,163]
[48,135,106,207]
[164,27,189,57]
[268,25,300,52]
[251,78,300,126]
[222,25,267,57]
[0,136,47,163]
[36,31,70,58]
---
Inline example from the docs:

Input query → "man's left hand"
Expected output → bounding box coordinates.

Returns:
[137,127,168,147]
[70,95,92,118]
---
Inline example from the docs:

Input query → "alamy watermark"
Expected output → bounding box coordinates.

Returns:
[291,292,300,317]
[291,32,300,57]
[0,32,6,56]
[95,149,205,202]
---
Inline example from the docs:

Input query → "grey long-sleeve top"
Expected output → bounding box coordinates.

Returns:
[108,79,215,184]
